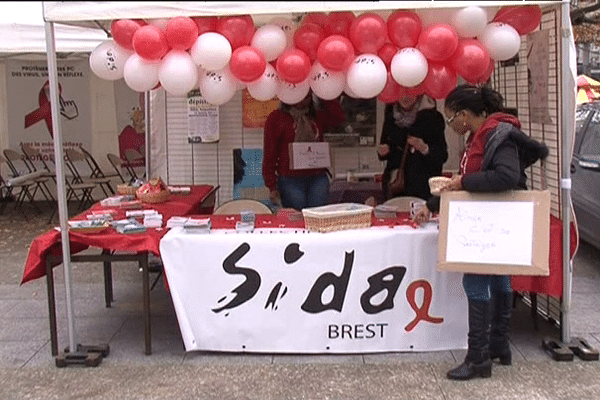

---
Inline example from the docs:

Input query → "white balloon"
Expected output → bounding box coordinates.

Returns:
[390,48,428,88]
[147,18,169,32]
[190,32,232,71]
[124,53,160,92]
[343,80,362,98]
[269,16,297,49]
[346,54,387,99]
[479,22,521,61]
[251,24,287,62]
[309,61,345,100]
[247,63,280,101]
[452,6,488,38]
[198,67,238,105]
[277,79,310,105]
[158,50,198,97]
[89,40,133,81]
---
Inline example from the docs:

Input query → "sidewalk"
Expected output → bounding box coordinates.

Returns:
[1,202,600,400]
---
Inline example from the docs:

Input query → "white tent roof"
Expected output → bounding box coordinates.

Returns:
[0,1,107,55]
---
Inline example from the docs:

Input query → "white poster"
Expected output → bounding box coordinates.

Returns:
[6,60,92,157]
[446,201,534,265]
[188,89,219,143]
[160,226,468,353]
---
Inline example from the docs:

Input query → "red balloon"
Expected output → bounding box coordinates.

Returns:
[192,16,218,35]
[303,12,330,30]
[229,46,267,83]
[401,83,425,97]
[349,13,387,54]
[111,19,145,50]
[325,11,355,37]
[378,43,398,70]
[293,23,324,61]
[378,71,401,104]
[165,17,199,50]
[387,10,422,49]
[316,35,355,72]
[450,39,490,82]
[276,48,311,84]
[466,58,495,85]
[216,15,255,50]
[493,5,542,35]
[417,23,459,62]
[132,25,170,61]
[423,63,457,100]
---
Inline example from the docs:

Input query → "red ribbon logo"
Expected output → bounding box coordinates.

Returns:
[24,80,62,137]
[404,279,444,332]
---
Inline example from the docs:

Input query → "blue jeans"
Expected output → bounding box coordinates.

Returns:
[463,273,511,301]
[277,172,329,210]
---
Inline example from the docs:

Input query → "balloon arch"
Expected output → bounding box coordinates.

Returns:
[90,5,542,105]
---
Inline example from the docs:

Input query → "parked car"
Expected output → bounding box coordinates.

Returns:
[571,102,600,250]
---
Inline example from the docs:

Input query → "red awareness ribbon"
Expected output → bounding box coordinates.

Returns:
[24,81,61,137]
[404,279,444,332]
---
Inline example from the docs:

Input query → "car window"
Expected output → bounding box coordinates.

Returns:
[576,108,592,133]
[580,110,600,158]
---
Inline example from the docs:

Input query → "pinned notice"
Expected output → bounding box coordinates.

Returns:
[288,142,331,170]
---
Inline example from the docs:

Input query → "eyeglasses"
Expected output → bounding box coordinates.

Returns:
[446,111,462,124]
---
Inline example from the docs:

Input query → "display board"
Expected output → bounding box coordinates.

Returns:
[438,190,550,276]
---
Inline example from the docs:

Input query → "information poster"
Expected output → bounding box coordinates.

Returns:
[188,89,219,143]
[233,148,271,206]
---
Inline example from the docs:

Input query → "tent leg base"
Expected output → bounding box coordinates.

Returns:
[568,337,600,361]
[55,350,103,368]
[65,343,110,358]
[542,337,575,361]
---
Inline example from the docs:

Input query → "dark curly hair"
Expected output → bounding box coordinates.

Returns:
[444,84,505,117]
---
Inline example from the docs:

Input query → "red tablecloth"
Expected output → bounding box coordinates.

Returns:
[21,185,215,285]
[511,215,578,298]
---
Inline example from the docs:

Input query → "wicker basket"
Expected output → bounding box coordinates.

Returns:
[136,189,170,203]
[117,184,137,196]
[428,176,452,196]
[302,203,373,233]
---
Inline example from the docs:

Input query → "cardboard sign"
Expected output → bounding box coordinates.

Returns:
[437,190,550,276]
[288,142,331,170]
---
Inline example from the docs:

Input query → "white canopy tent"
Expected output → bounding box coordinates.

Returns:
[40,1,577,360]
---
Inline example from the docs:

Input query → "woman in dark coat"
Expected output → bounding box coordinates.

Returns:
[378,93,448,201]
[414,84,549,381]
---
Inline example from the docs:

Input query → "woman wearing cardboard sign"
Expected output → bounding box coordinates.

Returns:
[413,84,549,380]
[262,90,344,210]
[378,92,448,201]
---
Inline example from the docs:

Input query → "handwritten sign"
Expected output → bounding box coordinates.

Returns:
[438,190,550,276]
[288,142,331,170]
[446,201,534,265]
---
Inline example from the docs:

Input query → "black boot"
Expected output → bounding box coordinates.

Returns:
[490,292,512,365]
[447,299,492,380]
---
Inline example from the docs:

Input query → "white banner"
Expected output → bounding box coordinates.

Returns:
[160,225,468,353]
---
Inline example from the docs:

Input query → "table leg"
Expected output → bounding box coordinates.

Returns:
[45,254,58,357]
[140,253,151,355]
[102,249,113,307]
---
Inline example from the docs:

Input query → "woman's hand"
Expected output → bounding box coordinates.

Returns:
[407,136,429,155]
[412,204,431,224]
[440,175,463,192]
[377,144,390,157]
[269,189,281,206]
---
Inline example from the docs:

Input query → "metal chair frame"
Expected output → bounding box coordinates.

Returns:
[106,153,127,184]
[65,148,113,198]
[0,154,37,215]
[78,146,117,194]
[3,148,55,204]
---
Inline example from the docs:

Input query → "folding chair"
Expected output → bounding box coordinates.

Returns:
[0,154,37,215]
[106,153,127,184]
[123,148,146,182]
[65,148,113,198]
[78,146,117,194]
[21,143,57,184]
[3,148,55,204]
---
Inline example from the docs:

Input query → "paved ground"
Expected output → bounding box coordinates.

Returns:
[1,201,600,400]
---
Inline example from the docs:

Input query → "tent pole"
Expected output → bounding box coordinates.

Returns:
[44,20,78,355]
[44,19,104,367]
[144,91,151,180]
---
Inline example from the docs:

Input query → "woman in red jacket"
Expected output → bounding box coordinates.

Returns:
[262,91,344,210]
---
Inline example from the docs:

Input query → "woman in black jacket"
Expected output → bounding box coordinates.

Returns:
[414,84,548,381]
[378,93,448,200]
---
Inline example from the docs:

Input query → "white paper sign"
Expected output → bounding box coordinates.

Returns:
[289,142,331,169]
[445,201,534,265]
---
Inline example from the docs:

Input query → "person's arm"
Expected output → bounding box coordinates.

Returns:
[378,107,394,161]
[262,111,281,193]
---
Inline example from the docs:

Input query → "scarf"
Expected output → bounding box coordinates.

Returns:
[289,106,317,142]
